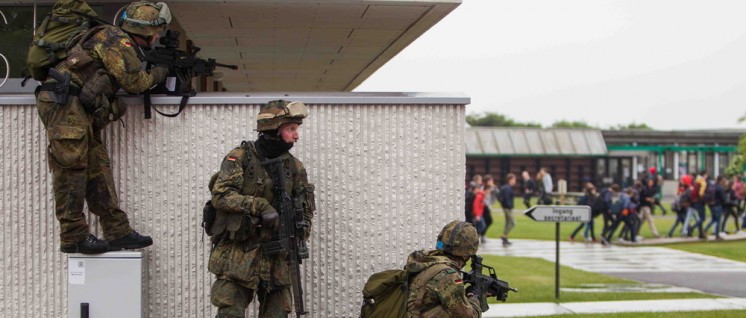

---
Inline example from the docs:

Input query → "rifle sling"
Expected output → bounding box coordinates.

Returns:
[144,92,189,118]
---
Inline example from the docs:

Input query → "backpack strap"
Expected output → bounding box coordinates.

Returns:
[410,263,452,315]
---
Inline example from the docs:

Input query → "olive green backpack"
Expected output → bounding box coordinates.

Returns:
[360,264,449,318]
[26,0,99,81]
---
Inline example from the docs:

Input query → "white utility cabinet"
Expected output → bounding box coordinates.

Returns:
[68,251,147,318]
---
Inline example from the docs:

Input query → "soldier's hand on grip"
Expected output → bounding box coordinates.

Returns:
[466,285,482,298]
[255,198,279,228]
[261,209,279,229]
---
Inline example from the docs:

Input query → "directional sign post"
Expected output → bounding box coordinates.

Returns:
[524,205,591,223]
[524,205,591,303]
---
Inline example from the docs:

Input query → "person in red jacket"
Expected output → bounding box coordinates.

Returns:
[471,187,486,235]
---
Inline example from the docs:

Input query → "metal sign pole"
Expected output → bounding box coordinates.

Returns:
[555,221,560,303]
[523,186,588,305]
[555,179,566,303]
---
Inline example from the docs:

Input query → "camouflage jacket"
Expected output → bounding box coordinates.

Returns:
[208,141,315,288]
[54,25,163,95]
[405,250,481,318]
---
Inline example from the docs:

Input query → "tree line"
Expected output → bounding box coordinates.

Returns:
[465,111,651,130]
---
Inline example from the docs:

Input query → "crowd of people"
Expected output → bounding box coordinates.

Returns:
[467,166,746,247]
[465,167,554,247]
[571,168,746,245]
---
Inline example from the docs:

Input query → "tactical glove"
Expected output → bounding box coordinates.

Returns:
[150,66,169,84]
[466,285,482,298]
[254,198,279,228]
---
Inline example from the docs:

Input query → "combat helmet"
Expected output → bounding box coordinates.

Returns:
[437,221,479,258]
[256,100,309,132]
[119,1,172,36]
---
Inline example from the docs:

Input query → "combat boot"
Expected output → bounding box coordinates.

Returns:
[61,234,110,254]
[108,231,153,251]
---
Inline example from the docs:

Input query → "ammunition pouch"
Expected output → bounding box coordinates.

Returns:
[210,210,259,244]
[90,96,125,130]
[78,68,122,129]
[66,43,99,81]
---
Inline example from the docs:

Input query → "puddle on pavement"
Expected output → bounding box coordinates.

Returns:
[561,283,702,293]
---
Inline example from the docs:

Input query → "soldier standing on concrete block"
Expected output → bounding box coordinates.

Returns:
[36,1,173,254]
[208,100,316,318]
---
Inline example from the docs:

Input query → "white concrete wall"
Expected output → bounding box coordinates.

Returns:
[0,93,466,318]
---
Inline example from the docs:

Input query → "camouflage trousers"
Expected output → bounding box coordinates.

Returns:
[211,278,292,318]
[36,91,133,245]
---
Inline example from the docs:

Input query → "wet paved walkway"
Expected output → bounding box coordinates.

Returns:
[480,237,746,316]
[479,238,746,273]
[484,298,746,317]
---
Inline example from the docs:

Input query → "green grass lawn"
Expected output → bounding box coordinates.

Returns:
[661,240,746,262]
[526,311,746,318]
[479,255,714,304]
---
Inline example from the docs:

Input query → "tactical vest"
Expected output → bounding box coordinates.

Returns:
[209,141,303,245]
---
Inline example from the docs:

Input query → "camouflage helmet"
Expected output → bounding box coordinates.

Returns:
[119,1,172,36]
[256,100,309,132]
[437,220,479,258]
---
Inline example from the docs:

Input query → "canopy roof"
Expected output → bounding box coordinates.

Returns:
[465,127,608,157]
[8,0,459,91]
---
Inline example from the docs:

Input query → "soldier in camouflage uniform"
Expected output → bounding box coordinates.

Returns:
[35,1,171,253]
[208,100,316,318]
[404,221,482,317]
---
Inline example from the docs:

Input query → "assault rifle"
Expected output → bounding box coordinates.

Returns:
[462,255,517,312]
[141,30,237,118]
[260,157,310,317]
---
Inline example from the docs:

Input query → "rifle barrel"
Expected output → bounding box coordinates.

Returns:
[215,62,238,70]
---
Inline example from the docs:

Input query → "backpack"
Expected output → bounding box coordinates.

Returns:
[577,195,588,206]
[588,195,607,217]
[609,198,625,215]
[360,264,449,318]
[678,189,692,210]
[26,0,100,81]
[690,181,701,203]
[201,173,219,237]
[703,180,716,206]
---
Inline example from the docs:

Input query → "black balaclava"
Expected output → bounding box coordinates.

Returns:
[255,130,293,159]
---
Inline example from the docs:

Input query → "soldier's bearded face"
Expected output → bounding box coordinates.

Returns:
[279,123,300,144]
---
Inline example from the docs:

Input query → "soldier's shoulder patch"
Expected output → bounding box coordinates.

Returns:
[445,269,458,274]
[227,156,238,162]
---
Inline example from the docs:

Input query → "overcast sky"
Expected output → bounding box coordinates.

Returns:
[355,0,746,131]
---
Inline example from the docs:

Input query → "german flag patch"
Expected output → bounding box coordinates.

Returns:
[227,156,238,162]
[454,279,463,284]
[123,40,133,47]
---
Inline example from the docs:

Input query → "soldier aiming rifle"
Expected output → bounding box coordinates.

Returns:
[140,30,237,118]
